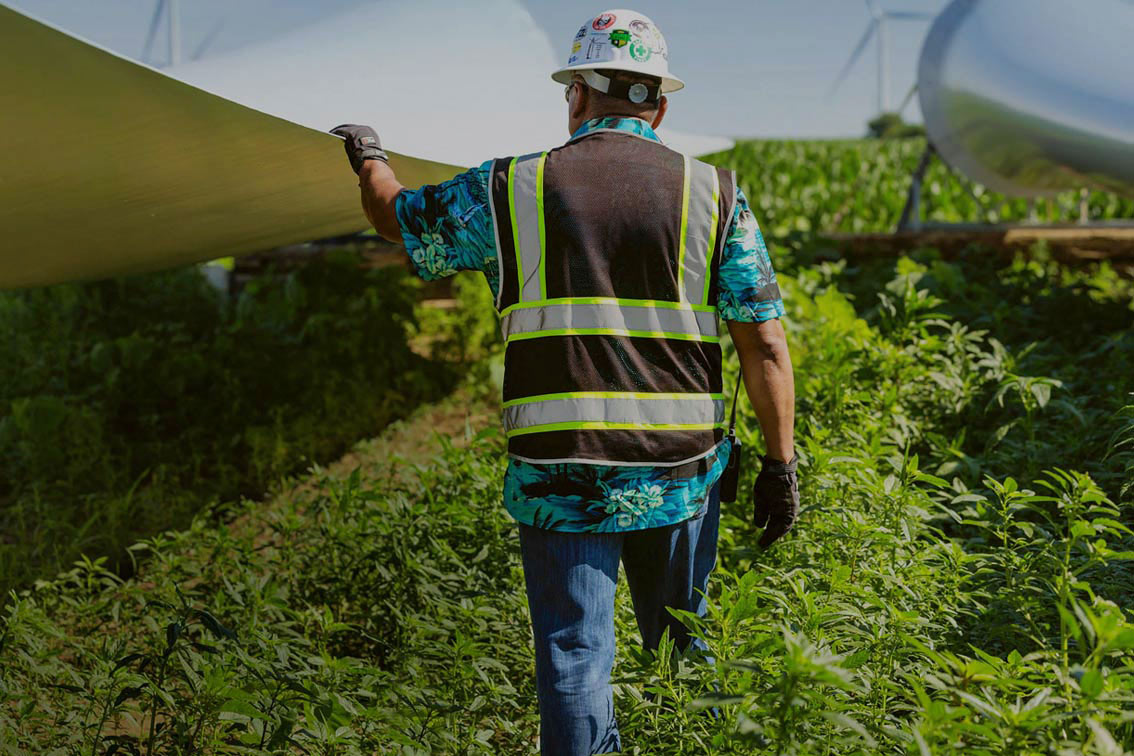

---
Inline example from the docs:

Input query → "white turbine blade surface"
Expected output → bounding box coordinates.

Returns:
[828,22,877,97]
[0,0,731,288]
[164,0,730,162]
[0,3,461,288]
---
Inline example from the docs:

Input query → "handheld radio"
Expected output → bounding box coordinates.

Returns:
[718,376,743,503]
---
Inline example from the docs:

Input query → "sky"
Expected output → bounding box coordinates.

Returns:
[7,0,952,138]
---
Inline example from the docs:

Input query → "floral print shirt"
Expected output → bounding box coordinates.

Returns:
[395,116,784,532]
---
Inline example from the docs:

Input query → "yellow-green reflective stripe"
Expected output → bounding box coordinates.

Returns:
[507,157,521,295]
[507,421,726,438]
[499,297,715,317]
[503,391,724,409]
[535,153,548,300]
[676,154,692,300]
[702,171,721,306]
[506,328,720,343]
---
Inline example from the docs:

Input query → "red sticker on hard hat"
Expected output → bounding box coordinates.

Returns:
[592,13,616,30]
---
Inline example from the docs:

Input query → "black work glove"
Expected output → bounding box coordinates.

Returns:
[752,454,799,548]
[329,124,389,175]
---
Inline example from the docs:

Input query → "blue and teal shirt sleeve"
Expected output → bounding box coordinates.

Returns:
[393,159,500,298]
[716,186,785,322]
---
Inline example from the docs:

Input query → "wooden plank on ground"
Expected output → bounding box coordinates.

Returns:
[822,224,1134,269]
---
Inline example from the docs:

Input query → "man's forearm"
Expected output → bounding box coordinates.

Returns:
[728,319,795,462]
[358,159,405,243]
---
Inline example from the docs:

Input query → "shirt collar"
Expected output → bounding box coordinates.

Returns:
[569,116,662,143]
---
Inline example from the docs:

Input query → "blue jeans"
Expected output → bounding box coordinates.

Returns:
[517,482,721,756]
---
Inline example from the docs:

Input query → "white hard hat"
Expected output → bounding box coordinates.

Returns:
[551,9,685,97]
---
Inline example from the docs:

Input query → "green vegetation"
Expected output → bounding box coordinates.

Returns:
[866,112,926,140]
[704,138,1134,236]
[2,138,1132,753]
[0,252,454,594]
[4,242,1132,753]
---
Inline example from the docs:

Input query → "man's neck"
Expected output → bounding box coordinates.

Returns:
[589,113,650,123]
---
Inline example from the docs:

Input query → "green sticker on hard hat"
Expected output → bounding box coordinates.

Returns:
[609,29,631,49]
[629,39,652,62]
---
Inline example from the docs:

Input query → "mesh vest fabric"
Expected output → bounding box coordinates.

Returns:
[489,130,736,466]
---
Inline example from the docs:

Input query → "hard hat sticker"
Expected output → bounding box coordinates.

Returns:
[629,19,661,52]
[553,10,682,94]
[629,39,652,62]
[592,13,616,31]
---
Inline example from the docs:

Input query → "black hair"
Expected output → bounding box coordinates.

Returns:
[583,68,664,118]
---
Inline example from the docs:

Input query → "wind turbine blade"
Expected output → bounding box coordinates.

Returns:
[191,18,226,60]
[864,0,883,20]
[141,0,165,64]
[828,22,877,98]
[886,11,935,21]
[898,82,918,114]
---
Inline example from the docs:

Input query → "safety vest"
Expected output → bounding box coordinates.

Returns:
[489,127,736,466]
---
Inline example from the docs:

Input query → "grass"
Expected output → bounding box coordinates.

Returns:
[3,238,1132,753]
[0,252,456,594]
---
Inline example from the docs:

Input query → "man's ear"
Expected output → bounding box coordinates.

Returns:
[569,81,589,121]
[651,95,668,130]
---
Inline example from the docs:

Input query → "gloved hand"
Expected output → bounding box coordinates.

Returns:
[329,124,389,174]
[752,454,799,548]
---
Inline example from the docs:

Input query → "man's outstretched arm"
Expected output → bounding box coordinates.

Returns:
[330,124,404,242]
[358,159,404,242]
[727,318,795,463]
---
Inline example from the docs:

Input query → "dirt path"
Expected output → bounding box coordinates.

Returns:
[244,384,500,528]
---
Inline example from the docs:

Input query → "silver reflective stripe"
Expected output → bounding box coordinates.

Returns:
[508,441,723,468]
[682,160,720,306]
[510,152,545,302]
[500,301,718,341]
[503,395,725,434]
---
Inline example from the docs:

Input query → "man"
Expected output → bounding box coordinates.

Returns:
[331,9,798,754]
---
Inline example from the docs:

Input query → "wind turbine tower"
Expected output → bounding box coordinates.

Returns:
[142,0,180,67]
[829,0,934,115]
